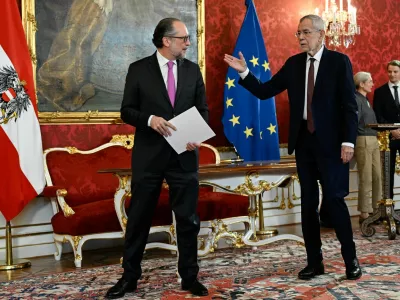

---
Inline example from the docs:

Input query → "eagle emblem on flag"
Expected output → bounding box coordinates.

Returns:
[0,65,31,124]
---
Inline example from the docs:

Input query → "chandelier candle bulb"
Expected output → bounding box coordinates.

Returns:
[316,0,359,47]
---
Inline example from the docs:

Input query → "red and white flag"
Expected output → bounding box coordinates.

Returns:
[0,0,45,221]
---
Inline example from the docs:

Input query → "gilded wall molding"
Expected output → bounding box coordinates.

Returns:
[22,0,205,124]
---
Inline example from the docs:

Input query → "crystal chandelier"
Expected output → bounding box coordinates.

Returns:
[315,0,360,48]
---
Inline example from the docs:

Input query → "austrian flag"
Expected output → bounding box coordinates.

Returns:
[0,0,45,221]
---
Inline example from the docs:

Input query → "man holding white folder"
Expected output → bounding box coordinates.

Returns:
[106,17,209,299]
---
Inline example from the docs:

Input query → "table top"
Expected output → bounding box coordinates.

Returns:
[98,159,297,176]
[366,123,400,130]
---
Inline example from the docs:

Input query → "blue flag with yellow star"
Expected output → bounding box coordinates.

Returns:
[222,0,280,161]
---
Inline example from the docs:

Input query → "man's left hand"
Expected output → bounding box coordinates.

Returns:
[341,145,354,164]
[186,142,200,151]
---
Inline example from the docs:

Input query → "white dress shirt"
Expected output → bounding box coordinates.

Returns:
[148,51,177,126]
[388,81,400,102]
[239,45,353,148]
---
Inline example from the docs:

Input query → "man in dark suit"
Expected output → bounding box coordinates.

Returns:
[224,14,361,280]
[106,18,209,299]
[373,60,400,199]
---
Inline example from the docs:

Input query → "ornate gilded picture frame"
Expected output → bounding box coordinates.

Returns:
[22,0,205,124]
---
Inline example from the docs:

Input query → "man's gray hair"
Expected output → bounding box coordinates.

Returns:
[353,72,372,89]
[300,14,325,31]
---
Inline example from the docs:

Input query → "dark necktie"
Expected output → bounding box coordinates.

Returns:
[394,85,399,107]
[307,58,316,133]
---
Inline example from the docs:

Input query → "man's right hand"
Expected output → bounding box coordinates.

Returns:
[224,51,247,73]
[150,116,177,137]
[391,129,400,140]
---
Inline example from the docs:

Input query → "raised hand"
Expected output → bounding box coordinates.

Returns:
[224,51,247,73]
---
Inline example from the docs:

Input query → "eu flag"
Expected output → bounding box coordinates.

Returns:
[222,0,280,161]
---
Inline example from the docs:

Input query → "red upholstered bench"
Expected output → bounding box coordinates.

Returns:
[43,135,249,267]
[43,135,172,267]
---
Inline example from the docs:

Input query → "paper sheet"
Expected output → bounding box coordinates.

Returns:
[164,107,215,154]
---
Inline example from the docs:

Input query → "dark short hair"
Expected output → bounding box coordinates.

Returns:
[387,60,400,70]
[152,18,181,48]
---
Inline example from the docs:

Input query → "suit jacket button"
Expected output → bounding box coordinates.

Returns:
[173,114,176,117]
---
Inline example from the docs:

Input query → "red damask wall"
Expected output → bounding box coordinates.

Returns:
[206,0,400,146]
[17,0,400,148]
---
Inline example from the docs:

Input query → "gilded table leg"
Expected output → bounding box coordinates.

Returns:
[361,130,399,239]
[242,194,304,247]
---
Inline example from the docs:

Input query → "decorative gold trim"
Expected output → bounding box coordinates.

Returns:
[66,147,78,154]
[56,189,68,197]
[169,224,176,240]
[71,236,82,251]
[22,0,37,69]
[116,175,130,190]
[233,172,291,195]
[279,188,286,210]
[55,189,75,217]
[211,220,244,249]
[75,254,82,261]
[200,143,221,164]
[377,131,390,152]
[110,134,134,149]
[38,112,124,124]
[120,191,131,230]
[216,146,235,153]
[23,0,206,124]
[62,202,75,217]
[197,0,205,82]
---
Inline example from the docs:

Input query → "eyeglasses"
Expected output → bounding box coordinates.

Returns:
[165,35,191,43]
[294,30,320,38]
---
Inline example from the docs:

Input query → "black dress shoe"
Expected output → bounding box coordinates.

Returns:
[346,258,362,280]
[182,279,208,296]
[106,277,137,299]
[298,262,325,280]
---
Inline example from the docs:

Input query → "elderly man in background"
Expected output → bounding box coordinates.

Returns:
[353,72,381,223]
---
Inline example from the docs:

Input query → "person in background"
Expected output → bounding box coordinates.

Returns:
[353,72,381,223]
[373,60,400,200]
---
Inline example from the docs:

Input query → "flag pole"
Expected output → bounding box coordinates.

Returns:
[0,222,31,270]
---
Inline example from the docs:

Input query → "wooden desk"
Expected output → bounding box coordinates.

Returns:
[100,160,304,256]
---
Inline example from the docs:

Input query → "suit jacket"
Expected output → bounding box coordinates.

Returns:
[121,52,208,181]
[239,47,358,156]
[373,83,400,124]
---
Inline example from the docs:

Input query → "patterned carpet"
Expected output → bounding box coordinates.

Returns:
[1,230,400,299]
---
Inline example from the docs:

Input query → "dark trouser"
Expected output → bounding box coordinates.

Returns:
[295,122,356,266]
[389,139,400,199]
[122,155,200,283]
